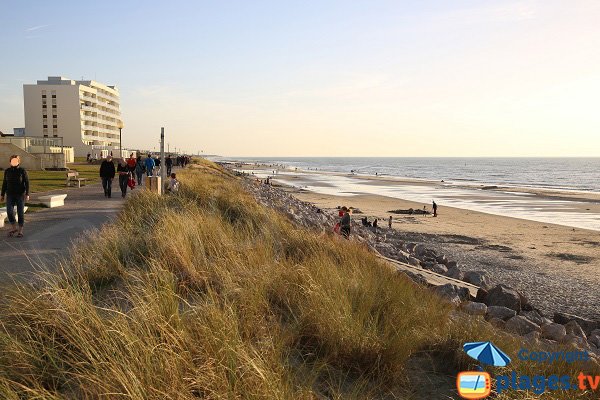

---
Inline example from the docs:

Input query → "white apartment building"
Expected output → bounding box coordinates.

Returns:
[24,76,124,158]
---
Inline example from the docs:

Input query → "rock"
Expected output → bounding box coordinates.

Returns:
[561,333,588,349]
[505,315,541,335]
[462,301,487,316]
[420,261,436,270]
[486,306,517,321]
[554,313,600,336]
[434,283,471,303]
[485,285,521,312]
[521,310,552,327]
[430,264,448,275]
[588,334,600,349]
[489,317,506,329]
[413,244,426,257]
[405,243,417,253]
[475,288,488,303]
[463,271,491,290]
[436,255,448,265]
[524,330,541,343]
[541,323,567,342]
[446,266,464,280]
[408,256,421,267]
[565,320,587,340]
[446,260,457,268]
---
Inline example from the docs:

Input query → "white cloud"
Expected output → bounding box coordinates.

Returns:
[25,24,50,32]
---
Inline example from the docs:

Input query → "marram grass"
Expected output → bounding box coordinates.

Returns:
[0,160,597,399]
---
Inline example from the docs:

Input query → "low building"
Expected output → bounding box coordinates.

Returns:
[0,136,74,170]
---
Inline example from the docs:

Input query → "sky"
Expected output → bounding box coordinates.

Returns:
[1,0,599,157]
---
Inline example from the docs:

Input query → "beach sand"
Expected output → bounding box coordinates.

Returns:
[284,184,600,320]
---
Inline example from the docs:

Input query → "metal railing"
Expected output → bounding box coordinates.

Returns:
[0,136,65,154]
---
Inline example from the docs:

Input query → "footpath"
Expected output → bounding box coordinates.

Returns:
[0,183,125,281]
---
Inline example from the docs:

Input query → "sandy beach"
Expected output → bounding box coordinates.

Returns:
[236,163,600,320]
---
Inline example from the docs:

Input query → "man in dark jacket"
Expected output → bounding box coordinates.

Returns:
[1,155,30,237]
[99,155,116,198]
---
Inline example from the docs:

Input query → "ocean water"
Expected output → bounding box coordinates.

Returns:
[224,157,600,193]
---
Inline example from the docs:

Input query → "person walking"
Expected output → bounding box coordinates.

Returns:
[99,155,116,198]
[165,155,173,176]
[432,200,438,217]
[340,206,351,239]
[117,159,130,198]
[1,155,30,237]
[135,156,145,185]
[388,215,393,229]
[144,154,155,177]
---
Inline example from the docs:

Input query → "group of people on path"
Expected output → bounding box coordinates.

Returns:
[99,153,181,198]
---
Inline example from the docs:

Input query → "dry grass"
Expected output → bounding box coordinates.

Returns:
[0,159,597,399]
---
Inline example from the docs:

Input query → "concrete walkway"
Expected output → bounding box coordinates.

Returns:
[0,183,127,282]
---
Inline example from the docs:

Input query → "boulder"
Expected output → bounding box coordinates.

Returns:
[565,320,587,340]
[434,283,471,303]
[475,288,488,303]
[420,261,436,270]
[436,254,448,265]
[430,264,448,275]
[561,333,588,349]
[521,310,552,327]
[446,260,458,269]
[489,317,506,329]
[408,256,421,267]
[554,313,600,336]
[486,306,517,321]
[462,301,487,316]
[463,271,491,290]
[446,266,464,280]
[413,244,426,257]
[524,330,541,343]
[485,285,521,312]
[589,334,600,349]
[505,315,541,335]
[541,323,567,342]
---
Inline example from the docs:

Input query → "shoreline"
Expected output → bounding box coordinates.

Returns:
[230,162,600,232]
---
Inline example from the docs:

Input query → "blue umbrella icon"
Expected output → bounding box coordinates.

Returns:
[463,341,511,367]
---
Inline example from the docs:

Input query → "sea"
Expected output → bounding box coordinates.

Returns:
[215,157,600,231]
[221,157,600,193]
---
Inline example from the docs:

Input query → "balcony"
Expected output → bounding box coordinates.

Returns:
[80,92,97,102]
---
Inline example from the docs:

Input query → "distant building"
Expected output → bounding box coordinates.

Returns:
[13,127,25,137]
[24,76,124,158]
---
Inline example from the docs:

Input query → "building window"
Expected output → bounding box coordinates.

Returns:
[42,105,47,109]
[53,129,58,135]
[43,114,47,118]
[51,94,56,98]
[53,125,58,128]
[53,114,57,118]
[52,105,57,108]
[42,94,47,98]
[43,124,48,128]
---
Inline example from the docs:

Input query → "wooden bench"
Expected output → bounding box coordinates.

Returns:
[66,171,87,187]
[0,206,29,228]
[38,194,67,208]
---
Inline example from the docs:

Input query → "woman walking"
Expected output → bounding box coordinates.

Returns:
[117,159,130,198]
[1,155,30,237]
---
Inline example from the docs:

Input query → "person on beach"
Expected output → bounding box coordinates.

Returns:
[340,206,351,239]
[117,159,130,198]
[1,155,30,238]
[432,200,438,217]
[135,156,145,185]
[99,155,115,198]
[388,215,393,229]
[144,154,155,177]
[373,218,378,233]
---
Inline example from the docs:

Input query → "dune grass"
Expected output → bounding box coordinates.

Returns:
[0,159,597,399]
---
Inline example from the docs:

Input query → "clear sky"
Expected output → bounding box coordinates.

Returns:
[1,0,599,157]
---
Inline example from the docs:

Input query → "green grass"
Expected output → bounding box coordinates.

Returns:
[11,162,101,194]
[0,159,597,399]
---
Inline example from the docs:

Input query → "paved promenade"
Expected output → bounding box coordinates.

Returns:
[0,183,126,282]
